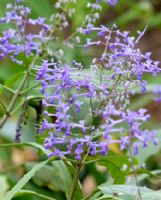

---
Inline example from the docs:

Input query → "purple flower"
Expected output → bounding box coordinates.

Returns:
[95,0,118,6]
[107,0,118,6]
[36,24,160,160]
[0,2,51,64]
[15,0,24,3]
[153,85,161,102]
[75,143,84,160]
[37,55,159,160]
[74,100,83,112]
[100,142,108,155]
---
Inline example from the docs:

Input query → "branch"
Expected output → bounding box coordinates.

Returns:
[0,55,39,128]
[69,161,82,200]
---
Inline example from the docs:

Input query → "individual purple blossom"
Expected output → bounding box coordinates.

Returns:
[95,0,118,6]
[100,142,108,155]
[74,100,83,112]
[15,0,24,3]
[153,85,161,102]
[107,0,118,6]
[75,143,84,160]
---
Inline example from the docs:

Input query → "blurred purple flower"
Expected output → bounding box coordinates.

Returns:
[107,0,118,6]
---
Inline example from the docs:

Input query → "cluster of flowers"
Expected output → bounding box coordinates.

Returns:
[1,0,160,161]
[0,0,51,64]
[37,25,160,160]
[51,0,118,42]
[79,25,160,93]
[0,0,118,65]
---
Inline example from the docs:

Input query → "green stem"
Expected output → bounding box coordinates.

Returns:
[0,84,15,94]
[69,161,82,200]
[0,54,39,128]
[20,83,40,95]
[10,95,43,115]
[129,131,142,200]
[0,99,7,113]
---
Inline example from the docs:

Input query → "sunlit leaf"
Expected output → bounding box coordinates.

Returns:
[14,190,55,200]
[98,184,161,200]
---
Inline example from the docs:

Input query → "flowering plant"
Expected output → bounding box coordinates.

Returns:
[0,1,161,200]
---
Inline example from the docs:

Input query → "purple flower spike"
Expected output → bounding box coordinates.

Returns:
[0,1,51,64]
[37,25,160,160]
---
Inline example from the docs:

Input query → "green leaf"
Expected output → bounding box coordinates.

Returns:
[143,13,161,29]
[10,95,43,115]
[20,83,40,95]
[98,184,161,200]
[0,83,15,94]
[63,160,83,200]
[143,191,161,200]
[51,160,82,200]
[86,190,119,200]
[14,190,55,200]
[87,191,102,200]
[5,72,25,89]
[0,175,9,200]
[25,163,62,191]
[95,195,119,200]
[0,142,51,156]
[25,160,82,200]
[4,158,54,200]
[97,152,137,184]
[129,168,161,181]
[25,0,53,18]
[108,2,151,27]
[19,181,64,200]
